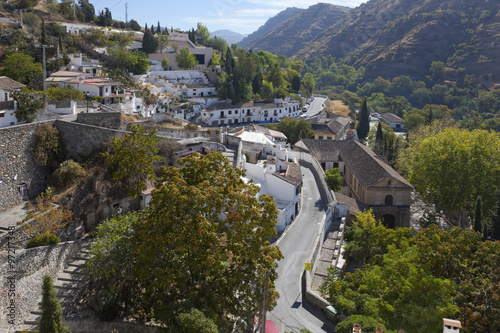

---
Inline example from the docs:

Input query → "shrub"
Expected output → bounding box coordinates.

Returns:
[26,232,60,249]
[33,123,64,169]
[52,160,86,189]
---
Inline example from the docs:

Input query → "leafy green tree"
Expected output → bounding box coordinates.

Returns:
[33,123,64,168]
[176,47,198,69]
[0,53,43,88]
[16,0,40,9]
[132,152,283,329]
[356,98,370,141]
[39,275,70,333]
[129,19,141,31]
[196,22,210,45]
[269,117,314,145]
[79,0,95,22]
[325,168,343,192]
[175,309,219,333]
[266,61,286,90]
[302,72,315,98]
[398,127,500,226]
[12,90,44,122]
[47,87,84,101]
[104,125,163,197]
[96,7,112,26]
[161,57,169,70]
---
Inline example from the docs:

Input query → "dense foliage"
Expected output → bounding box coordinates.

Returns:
[87,152,283,331]
[104,124,163,197]
[322,210,500,332]
[397,125,500,227]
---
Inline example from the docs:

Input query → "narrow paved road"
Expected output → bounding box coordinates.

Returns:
[305,97,327,118]
[270,164,335,332]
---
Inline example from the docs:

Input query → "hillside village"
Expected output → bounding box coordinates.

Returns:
[0,1,499,333]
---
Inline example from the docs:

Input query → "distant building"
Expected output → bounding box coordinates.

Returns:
[311,115,351,140]
[200,98,300,126]
[148,30,213,70]
[295,139,413,228]
[379,113,405,132]
[0,76,26,128]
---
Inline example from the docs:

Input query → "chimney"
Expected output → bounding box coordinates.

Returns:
[353,324,361,333]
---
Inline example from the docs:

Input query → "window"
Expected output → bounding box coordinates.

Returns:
[0,113,4,117]
[333,163,339,168]
[388,180,392,185]
[235,110,238,114]
[228,111,232,115]
[385,195,393,206]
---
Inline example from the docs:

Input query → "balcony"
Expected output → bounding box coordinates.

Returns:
[0,100,15,110]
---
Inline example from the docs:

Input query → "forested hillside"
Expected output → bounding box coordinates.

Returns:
[240,3,350,57]
[243,0,500,84]
[238,7,304,48]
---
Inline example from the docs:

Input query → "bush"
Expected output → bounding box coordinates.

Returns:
[33,123,64,169]
[26,232,60,249]
[52,160,86,189]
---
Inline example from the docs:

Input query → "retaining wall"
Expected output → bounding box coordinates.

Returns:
[0,241,81,332]
[0,121,55,211]
[63,319,161,333]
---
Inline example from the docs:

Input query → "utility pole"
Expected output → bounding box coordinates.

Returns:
[73,0,76,20]
[256,271,270,333]
[15,9,28,31]
[42,45,47,110]
[125,2,128,23]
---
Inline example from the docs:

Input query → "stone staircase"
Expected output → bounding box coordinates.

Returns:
[311,218,346,291]
[17,241,92,333]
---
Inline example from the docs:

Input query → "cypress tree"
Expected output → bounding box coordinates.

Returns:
[39,275,70,333]
[491,193,500,240]
[375,121,384,155]
[357,98,370,141]
[225,48,233,76]
[157,21,161,34]
[473,197,482,235]
[150,24,155,34]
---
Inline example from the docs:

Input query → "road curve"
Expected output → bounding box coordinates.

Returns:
[269,164,335,332]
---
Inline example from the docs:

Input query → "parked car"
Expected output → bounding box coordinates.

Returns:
[370,112,380,118]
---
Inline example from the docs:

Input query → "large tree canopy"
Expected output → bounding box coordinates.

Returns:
[132,152,283,328]
[397,126,500,225]
[322,210,500,332]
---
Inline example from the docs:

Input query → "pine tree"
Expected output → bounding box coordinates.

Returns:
[39,275,70,333]
[357,98,370,141]
[157,21,161,34]
[142,25,158,54]
[473,197,482,236]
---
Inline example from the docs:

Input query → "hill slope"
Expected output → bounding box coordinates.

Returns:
[238,7,304,49]
[243,0,500,82]
[211,30,246,45]
[241,3,350,57]
[298,0,500,81]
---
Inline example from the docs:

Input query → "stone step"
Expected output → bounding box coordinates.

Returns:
[73,252,90,260]
[58,271,88,281]
[63,265,85,274]
[57,288,79,298]
[24,314,41,325]
[68,259,87,267]
[54,280,81,290]
[30,310,42,315]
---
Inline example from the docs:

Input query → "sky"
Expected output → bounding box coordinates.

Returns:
[89,0,367,35]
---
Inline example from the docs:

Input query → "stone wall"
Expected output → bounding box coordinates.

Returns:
[76,112,122,130]
[63,319,161,333]
[54,120,128,159]
[0,122,54,211]
[0,241,81,333]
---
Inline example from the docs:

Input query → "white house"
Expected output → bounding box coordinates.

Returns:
[0,76,26,128]
[200,98,301,126]
[443,319,461,333]
[148,30,213,70]
[244,155,302,232]
[379,113,405,132]
[46,71,122,98]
